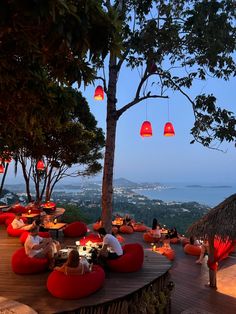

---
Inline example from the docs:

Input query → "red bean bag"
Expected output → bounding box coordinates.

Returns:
[119,225,134,234]
[63,221,87,238]
[8,204,27,214]
[155,247,175,261]
[5,216,27,227]
[116,234,125,244]
[184,244,201,256]
[170,237,180,244]
[19,231,51,244]
[112,226,119,234]
[181,237,190,247]
[79,233,102,246]
[0,213,15,225]
[47,265,105,299]
[12,247,49,274]
[107,243,144,273]
[143,232,160,243]
[133,224,148,232]
[93,222,102,231]
[7,223,29,237]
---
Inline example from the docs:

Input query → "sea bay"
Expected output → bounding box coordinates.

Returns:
[134,183,236,207]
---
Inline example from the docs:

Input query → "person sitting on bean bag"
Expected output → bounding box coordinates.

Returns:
[168,227,178,239]
[98,227,123,260]
[149,218,161,239]
[24,225,61,270]
[55,249,92,275]
[11,212,35,231]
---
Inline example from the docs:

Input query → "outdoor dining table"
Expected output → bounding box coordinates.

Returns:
[44,222,67,238]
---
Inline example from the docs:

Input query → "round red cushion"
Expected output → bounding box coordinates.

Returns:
[170,237,180,244]
[8,205,27,214]
[79,233,102,246]
[7,224,27,237]
[133,224,148,232]
[143,232,160,243]
[63,221,87,238]
[119,225,133,234]
[12,247,49,274]
[93,222,101,231]
[184,244,201,256]
[0,213,15,225]
[19,231,51,244]
[107,243,144,272]
[47,265,105,299]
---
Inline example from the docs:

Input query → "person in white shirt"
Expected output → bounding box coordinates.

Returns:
[24,225,60,269]
[98,227,123,259]
[11,213,35,230]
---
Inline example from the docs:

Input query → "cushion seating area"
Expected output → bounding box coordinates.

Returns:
[155,247,175,261]
[106,243,144,273]
[170,237,180,244]
[8,204,27,214]
[7,223,29,237]
[0,213,15,225]
[12,247,49,274]
[19,231,51,244]
[143,232,160,243]
[47,265,105,299]
[184,244,201,256]
[181,237,190,247]
[63,221,87,238]
[133,223,148,232]
[79,233,102,246]
[93,222,102,231]
[119,225,134,234]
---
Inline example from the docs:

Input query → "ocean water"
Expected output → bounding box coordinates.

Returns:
[134,183,236,207]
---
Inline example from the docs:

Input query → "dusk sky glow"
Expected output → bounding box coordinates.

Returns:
[5,64,236,186]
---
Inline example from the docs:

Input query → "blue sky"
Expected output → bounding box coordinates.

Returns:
[5,65,236,186]
[85,67,236,185]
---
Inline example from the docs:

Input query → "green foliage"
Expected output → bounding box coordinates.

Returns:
[112,0,236,147]
[57,203,91,224]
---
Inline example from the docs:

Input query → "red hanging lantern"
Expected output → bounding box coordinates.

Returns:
[36,160,45,171]
[0,164,4,174]
[4,157,12,163]
[164,122,175,136]
[140,121,153,137]
[94,85,104,100]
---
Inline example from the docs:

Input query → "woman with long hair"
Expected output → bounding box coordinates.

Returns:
[55,249,91,275]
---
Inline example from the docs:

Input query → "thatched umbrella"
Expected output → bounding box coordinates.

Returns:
[187,193,236,288]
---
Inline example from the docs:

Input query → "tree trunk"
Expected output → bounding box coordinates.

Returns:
[208,236,217,287]
[101,56,118,233]
[0,163,9,197]
[20,159,32,202]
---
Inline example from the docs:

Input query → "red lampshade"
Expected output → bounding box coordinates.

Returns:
[0,164,4,174]
[140,121,153,137]
[36,160,45,171]
[94,85,104,100]
[4,157,12,163]
[164,122,175,136]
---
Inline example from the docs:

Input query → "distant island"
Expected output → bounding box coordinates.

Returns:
[186,185,232,188]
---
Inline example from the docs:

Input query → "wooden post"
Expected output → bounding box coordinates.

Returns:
[208,236,217,287]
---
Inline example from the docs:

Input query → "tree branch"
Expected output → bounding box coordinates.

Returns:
[116,94,168,118]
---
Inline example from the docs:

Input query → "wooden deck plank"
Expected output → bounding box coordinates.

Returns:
[0,226,170,313]
[1,224,236,314]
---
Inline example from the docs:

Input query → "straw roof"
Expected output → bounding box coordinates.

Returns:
[187,193,236,240]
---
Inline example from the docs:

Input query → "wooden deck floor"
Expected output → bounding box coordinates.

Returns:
[0,226,171,314]
[170,243,236,314]
[0,224,236,314]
